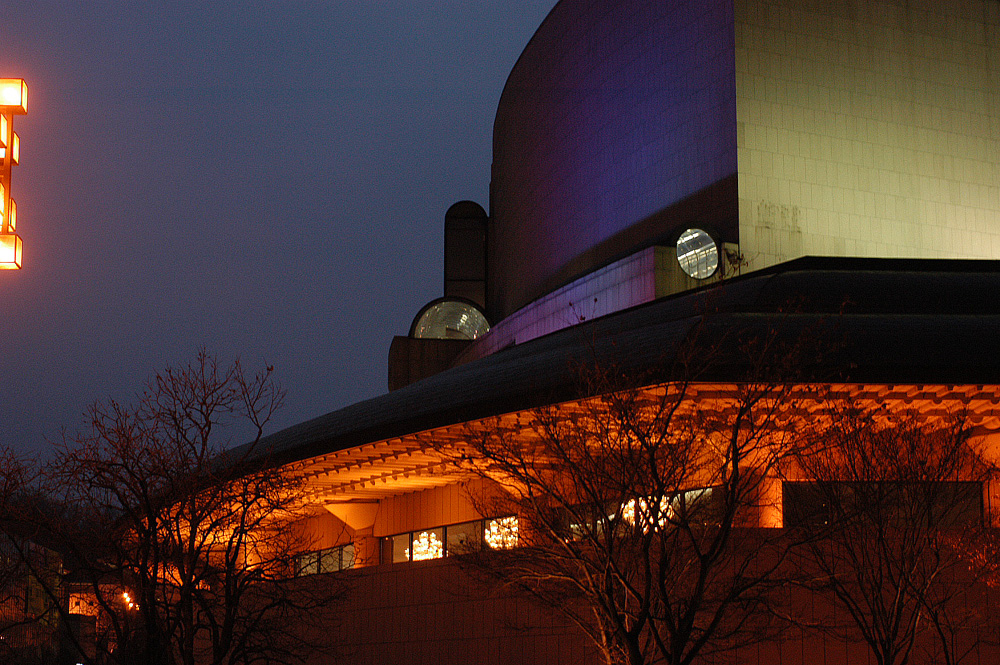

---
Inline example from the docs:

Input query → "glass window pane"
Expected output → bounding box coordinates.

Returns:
[409,528,444,561]
[297,554,318,576]
[392,534,411,563]
[412,301,490,340]
[318,548,338,574]
[446,521,482,556]
[341,543,356,570]
[676,228,719,279]
[485,517,518,550]
[783,482,829,528]
[937,481,982,526]
[673,487,721,524]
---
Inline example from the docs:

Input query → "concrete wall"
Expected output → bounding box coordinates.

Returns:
[298,546,1000,665]
[735,0,1000,269]
[316,559,596,665]
[375,483,485,538]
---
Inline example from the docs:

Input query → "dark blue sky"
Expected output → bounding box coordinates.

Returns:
[0,1,556,458]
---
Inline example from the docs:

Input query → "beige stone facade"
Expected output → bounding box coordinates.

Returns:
[736,0,1000,269]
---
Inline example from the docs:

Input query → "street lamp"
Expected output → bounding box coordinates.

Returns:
[0,78,27,269]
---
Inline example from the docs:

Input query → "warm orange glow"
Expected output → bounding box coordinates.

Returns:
[0,80,27,269]
[758,476,782,528]
[623,497,671,532]
[68,592,101,617]
[485,516,519,549]
[1,133,20,164]
[0,233,22,269]
[407,531,443,561]
[156,563,210,589]
[0,79,28,114]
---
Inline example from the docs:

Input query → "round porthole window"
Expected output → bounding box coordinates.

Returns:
[676,228,719,279]
[410,299,490,341]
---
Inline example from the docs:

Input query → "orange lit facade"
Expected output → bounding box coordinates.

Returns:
[266,388,1000,663]
[243,258,1000,665]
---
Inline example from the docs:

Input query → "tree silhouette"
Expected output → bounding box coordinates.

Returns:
[6,352,343,665]
[789,406,994,665]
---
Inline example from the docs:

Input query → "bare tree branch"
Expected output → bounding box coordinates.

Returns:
[5,351,344,665]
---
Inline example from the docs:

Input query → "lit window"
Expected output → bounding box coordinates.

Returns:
[407,529,444,561]
[411,299,490,340]
[68,592,101,617]
[676,228,719,279]
[386,517,519,563]
[622,497,671,532]
[484,516,518,549]
[622,488,719,531]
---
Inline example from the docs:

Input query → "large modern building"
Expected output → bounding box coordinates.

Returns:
[393,0,999,383]
[233,0,1000,663]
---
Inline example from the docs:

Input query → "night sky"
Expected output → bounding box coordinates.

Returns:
[0,1,556,458]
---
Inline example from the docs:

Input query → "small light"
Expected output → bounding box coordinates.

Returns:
[0,115,6,146]
[0,79,28,114]
[9,199,15,232]
[0,234,22,269]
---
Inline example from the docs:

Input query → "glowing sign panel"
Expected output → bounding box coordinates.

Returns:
[0,79,28,114]
[0,233,22,269]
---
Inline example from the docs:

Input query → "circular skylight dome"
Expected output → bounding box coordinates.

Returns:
[676,228,719,279]
[410,299,490,341]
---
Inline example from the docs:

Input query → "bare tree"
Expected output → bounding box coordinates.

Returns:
[458,352,810,665]
[788,405,993,665]
[0,449,28,646]
[11,351,342,665]
[0,451,64,665]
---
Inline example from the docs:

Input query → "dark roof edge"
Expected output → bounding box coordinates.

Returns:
[237,257,1000,467]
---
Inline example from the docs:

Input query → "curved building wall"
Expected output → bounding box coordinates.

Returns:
[489,0,739,320]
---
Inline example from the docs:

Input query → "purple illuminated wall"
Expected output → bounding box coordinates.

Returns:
[489,0,739,320]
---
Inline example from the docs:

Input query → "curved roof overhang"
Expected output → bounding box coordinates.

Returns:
[239,257,1000,484]
[290,380,1000,506]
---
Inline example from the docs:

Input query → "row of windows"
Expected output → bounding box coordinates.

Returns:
[296,543,355,576]
[292,481,981,576]
[561,481,981,536]
[383,516,518,564]
[560,488,721,539]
